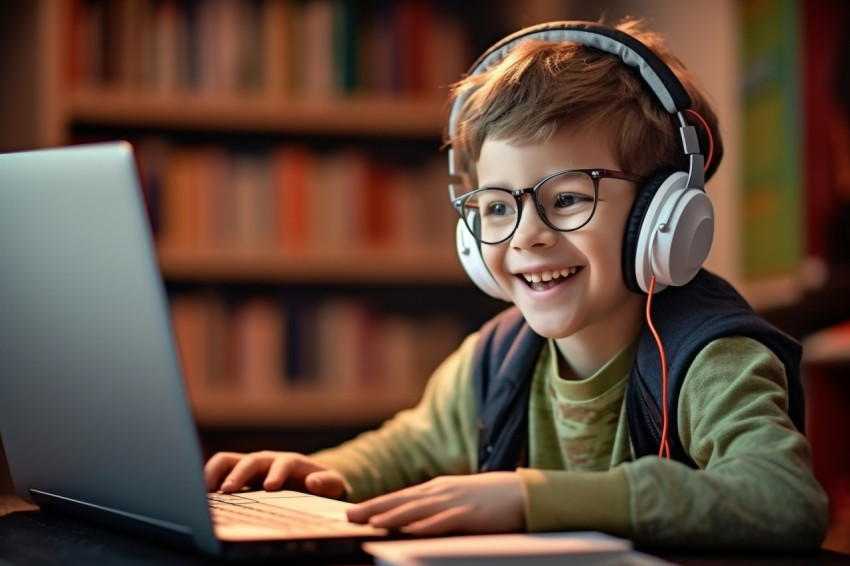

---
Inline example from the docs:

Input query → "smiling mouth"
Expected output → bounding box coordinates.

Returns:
[520,267,580,291]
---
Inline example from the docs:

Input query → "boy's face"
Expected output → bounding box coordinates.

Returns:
[477,127,644,343]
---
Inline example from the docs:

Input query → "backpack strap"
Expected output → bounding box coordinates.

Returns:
[473,307,545,471]
[626,269,805,464]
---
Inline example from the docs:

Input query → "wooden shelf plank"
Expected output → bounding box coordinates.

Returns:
[67,90,446,138]
[191,387,422,428]
[157,246,468,283]
[802,321,850,365]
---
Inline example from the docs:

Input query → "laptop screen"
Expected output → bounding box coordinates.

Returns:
[0,142,219,554]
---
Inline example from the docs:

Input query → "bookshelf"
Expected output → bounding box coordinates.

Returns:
[0,0,514,445]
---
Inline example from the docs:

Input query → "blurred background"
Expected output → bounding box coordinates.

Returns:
[1,0,848,551]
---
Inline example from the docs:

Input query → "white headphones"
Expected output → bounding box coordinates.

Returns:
[447,21,714,300]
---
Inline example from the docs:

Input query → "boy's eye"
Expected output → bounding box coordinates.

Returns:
[474,190,517,218]
[539,171,596,213]
[553,192,593,208]
[485,201,515,217]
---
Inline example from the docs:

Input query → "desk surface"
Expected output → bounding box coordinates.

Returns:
[1,503,848,566]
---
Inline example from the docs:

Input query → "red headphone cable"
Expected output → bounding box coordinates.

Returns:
[646,109,713,459]
[645,274,671,458]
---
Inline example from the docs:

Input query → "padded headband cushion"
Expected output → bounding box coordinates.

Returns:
[449,21,691,137]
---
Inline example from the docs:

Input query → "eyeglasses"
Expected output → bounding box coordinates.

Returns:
[452,168,643,245]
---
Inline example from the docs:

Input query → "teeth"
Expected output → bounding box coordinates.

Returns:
[522,267,577,283]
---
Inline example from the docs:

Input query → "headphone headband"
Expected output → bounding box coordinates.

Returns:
[448,21,692,139]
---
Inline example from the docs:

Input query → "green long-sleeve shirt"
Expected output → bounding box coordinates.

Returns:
[312,332,829,550]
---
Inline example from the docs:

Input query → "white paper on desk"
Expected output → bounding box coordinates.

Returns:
[362,531,668,566]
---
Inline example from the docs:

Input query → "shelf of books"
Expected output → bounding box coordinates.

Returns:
[139,141,459,266]
[44,0,504,429]
[175,288,467,428]
[60,0,471,106]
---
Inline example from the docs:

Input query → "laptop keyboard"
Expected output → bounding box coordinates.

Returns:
[208,493,376,536]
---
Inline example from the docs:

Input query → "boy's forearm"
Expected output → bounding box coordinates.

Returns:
[518,466,631,536]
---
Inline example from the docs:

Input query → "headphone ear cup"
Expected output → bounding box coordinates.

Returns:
[455,220,511,302]
[623,171,674,294]
[626,171,714,294]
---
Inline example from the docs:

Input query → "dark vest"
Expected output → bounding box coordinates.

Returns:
[473,269,804,471]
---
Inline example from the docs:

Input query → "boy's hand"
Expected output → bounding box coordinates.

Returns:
[346,472,524,535]
[204,451,345,499]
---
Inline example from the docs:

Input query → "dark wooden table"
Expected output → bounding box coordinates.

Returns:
[1,496,848,566]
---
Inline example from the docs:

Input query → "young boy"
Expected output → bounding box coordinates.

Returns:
[204,19,829,550]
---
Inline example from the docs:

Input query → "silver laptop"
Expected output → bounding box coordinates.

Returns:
[0,142,390,560]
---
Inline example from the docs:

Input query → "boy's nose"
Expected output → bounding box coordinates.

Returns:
[510,195,557,249]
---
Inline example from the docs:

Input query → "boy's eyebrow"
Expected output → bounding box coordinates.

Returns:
[476,179,511,189]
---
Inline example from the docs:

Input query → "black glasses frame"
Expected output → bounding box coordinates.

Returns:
[452,168,644,245]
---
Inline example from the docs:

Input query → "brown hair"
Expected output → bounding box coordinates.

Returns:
[445,19,723,190]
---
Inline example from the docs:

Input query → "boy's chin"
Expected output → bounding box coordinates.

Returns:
[520,312,576,340]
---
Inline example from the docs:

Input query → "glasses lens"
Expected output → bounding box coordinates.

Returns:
[537,171,597,231]
[461,189,518,244]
